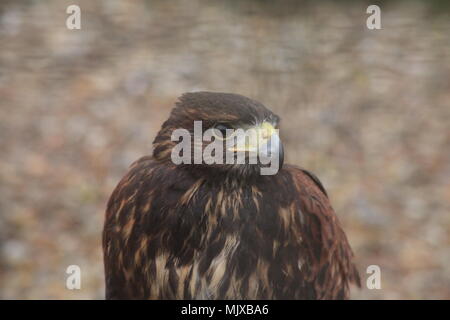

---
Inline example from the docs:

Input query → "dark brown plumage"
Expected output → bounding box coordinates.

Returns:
[102,92,360,299]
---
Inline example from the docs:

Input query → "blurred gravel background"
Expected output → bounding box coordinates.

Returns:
[0,0,449,299]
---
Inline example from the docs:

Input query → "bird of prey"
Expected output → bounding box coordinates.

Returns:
[103,92,360,299]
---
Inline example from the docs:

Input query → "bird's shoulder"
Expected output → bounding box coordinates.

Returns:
[279,165,361,291]
[114,155,191,190]
[281,164,329,201]
[105,156,201,217]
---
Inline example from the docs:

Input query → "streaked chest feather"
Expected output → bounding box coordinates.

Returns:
[110,181,305,299]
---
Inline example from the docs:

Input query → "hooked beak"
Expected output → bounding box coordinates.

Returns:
[227,122,284,170]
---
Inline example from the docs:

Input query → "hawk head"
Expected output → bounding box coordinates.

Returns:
[152,92,284,177]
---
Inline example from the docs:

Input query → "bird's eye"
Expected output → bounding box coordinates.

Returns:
[212,123,233,140]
